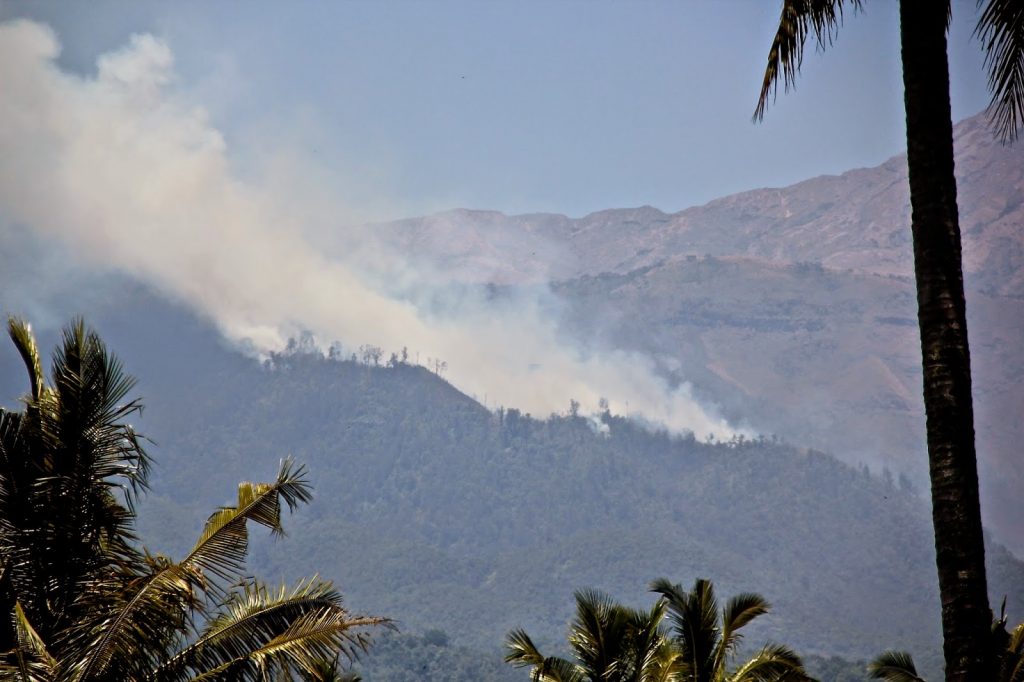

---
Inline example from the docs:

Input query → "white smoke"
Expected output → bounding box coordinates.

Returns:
[0,20,739,439]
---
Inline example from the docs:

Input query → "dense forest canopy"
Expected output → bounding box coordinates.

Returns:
[2,293,1016,679]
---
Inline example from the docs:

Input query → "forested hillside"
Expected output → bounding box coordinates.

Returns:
[3,291,1015,679]
[361,112,1024,555]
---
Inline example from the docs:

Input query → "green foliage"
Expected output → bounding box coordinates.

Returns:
[867,651,924,682]
[653,578,811,682]
[505,589,677,682]
[95,333,1023,679]
[351,630,519,681]
[7,299,1024,679]
[0,319,387,680]
[506,579,812,682]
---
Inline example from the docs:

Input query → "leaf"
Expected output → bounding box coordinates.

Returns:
[977,0,1024,141]
[754,0,862,121]
[730,643,813,682]
[7,318,44,403]
[12,601,56,681]
[867,650,925,682]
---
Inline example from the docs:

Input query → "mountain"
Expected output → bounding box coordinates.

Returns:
[376,113,1022,293]
[368,111,1024,554]
[1,110,1021,678]
[2,289,1020,680]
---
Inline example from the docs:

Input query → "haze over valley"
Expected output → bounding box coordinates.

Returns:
[0,5,1020,680]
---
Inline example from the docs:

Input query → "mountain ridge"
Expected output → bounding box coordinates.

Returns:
[377,112,1022,295]
[361,110,1024,554]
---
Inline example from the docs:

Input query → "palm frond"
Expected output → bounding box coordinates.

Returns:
[977,0,1024,141]
[641,640,684,682]
[7,318,44,403]
[0,409,40,604]
[652,577,719,680]
[867,650,925,682]
[1006,628,1024,682]
[11,601,56,681]
[65,555,196,682]
[247,607,386,679]
[1009,621,1024,654]
[505,628,547,668]
[534,657,587,682]
[505,629,586,682]
[567,588,631,677]
[730,643,812,682]
[0,321,384,682]
[48,318,150,501]
[157,577,387,681]
[715,592,771,674]
[66,459,312,681]
[182,587,386,682]
[630,600,681,682]
[0,320,153,665]
[999,615,1024,682]
[179,457,312,591]
[754,0,862,121]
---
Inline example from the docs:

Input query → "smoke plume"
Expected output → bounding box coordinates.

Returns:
[0,20,738,439]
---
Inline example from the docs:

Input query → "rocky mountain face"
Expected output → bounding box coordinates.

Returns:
[379,114,1022,293]
[371,111,1024,553]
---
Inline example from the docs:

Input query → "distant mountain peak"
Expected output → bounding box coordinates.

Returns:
[375,113,1022,295]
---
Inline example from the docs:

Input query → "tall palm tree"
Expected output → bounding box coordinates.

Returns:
[0,318,388,680]
[0,318,152,654]
[504,588,681,682]
[754,3,1024,679]
[650,578,813,682]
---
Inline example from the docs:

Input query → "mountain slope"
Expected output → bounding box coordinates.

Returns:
[124,336,1021,678]
[376,113,1022,293]
[1,270,1021,681]
[365,111,1024,553]
[12,293,1005,674]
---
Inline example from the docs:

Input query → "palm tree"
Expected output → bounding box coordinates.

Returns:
[650,578,813,682]
[0,317,152,654]
[504,588,681,682]
[0,318,388,680]
[753,3,1024,679]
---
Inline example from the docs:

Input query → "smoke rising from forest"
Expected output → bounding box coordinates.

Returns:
[0,20,738,439]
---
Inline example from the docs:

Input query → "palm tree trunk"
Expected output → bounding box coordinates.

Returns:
[898,2,991,680]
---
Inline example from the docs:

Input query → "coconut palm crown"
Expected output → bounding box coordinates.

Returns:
[506,579,814,682]
[505,588,680,682]
[0,317,388,681]
[650,578,813,682]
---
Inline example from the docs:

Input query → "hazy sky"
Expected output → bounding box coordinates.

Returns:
[0,0,991,221]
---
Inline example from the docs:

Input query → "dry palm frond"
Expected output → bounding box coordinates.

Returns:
[867,650,926,682]
[754,0,863,121]
[977,0,1024,141]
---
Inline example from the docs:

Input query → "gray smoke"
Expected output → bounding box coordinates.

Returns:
[0,20,739,439]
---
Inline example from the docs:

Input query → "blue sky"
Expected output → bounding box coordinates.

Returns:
[0,0,991,220]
